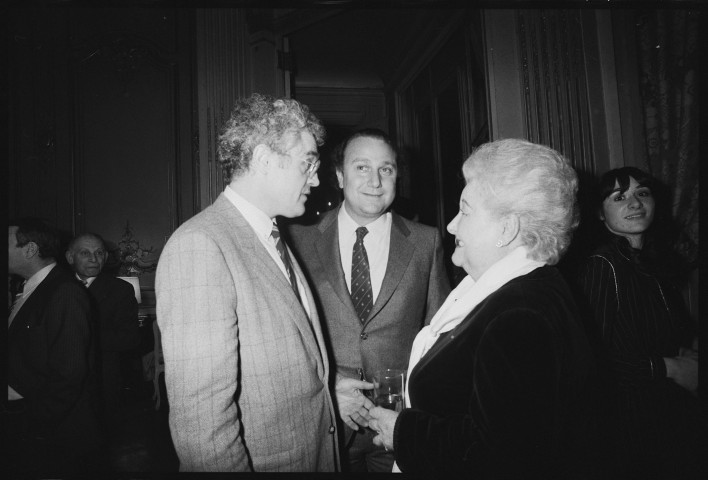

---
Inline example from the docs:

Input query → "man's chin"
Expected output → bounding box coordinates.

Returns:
[282,205,306,219]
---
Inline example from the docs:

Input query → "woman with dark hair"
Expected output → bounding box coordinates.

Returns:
[576,166,706,479]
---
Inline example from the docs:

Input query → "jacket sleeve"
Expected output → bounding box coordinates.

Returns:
[156,230,251,471]
[423,229,451,326]
[394,310,560,476]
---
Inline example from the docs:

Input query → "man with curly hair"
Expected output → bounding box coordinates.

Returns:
[156,94,360,472]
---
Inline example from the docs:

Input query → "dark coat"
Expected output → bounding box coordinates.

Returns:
[394,266,600,478]
[7,264,103,467]
[576,235,707,478]
[87,272,140,417]
[88,272,139,353]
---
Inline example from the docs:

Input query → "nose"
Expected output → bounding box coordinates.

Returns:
[308,172,320,188]
[628,193,642,208]
[368,170,382,188]
[447,212,460,235]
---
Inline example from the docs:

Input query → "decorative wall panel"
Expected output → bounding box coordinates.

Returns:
[195,9,251,207]
[71,29,180,265]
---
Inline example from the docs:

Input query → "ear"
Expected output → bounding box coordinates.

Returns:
[498,214,521,247]
[24,242,39,260]
[251,144,273,175]
[65,250,74,265]
[335,169,344,189]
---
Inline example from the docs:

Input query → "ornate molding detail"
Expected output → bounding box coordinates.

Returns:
[72,32,174,95]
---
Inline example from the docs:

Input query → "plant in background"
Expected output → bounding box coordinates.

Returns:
[113,221,157,277]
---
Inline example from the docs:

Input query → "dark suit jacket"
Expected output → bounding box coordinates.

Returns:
[394,266,601,478]
[287,208,450,383]
[7,264,103,456]
[88,272,139,353]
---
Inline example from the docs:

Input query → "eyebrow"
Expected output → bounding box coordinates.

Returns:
[610,184,650,195]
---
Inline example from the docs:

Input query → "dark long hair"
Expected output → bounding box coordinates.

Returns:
[593,167,689,282]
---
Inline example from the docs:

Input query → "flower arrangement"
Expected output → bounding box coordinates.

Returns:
[113,221,157,277]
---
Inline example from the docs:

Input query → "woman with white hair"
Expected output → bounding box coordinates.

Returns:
[368,139,600,477]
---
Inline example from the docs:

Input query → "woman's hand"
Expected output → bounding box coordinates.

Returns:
[368,406,399,452]
[335,376,374,430]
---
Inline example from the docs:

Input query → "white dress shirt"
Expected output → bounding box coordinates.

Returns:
[75,274,97,287]
[224,186,311,318]
[338,204,392,303]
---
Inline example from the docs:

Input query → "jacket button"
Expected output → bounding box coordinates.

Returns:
[360,332,368,340]
[329,425,336,434]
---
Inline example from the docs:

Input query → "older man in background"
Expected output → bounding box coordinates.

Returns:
[66,232,140,430]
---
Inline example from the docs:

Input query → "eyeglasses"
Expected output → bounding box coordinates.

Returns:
[303,158,320,177]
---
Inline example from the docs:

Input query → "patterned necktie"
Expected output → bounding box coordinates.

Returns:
[271,222,302,304]
[351,226,373,322]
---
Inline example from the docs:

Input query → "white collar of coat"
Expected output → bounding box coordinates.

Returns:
[404,246,545,407]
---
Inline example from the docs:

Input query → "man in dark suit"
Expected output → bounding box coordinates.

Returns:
[6,218,104,475]
[66,233,140,429]
[288,129,451,472]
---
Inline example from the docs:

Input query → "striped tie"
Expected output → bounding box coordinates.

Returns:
[351,227,373,322]
[271,222,302,304]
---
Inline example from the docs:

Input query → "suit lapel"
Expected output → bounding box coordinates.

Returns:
[215,195,326,377]
[289,253,328,378]
[88,273,109,302]
[365,213,413,326]
[8,265,62,335]
[314,210,355,312]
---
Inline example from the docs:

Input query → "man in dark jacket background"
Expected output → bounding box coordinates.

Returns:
[66,232,140,430]
[6,218,104,475]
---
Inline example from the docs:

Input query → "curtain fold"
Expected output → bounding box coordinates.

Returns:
[635,9,699,265]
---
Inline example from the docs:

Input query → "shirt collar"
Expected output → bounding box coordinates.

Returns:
[338,202,391,238]
[23,262,57,296]
[224,185,276,240]
[75,273,97,287]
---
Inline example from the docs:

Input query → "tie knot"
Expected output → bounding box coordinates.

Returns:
[355,226,368,242]
[271,223,281,241]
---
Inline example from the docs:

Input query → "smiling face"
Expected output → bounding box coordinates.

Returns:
[600,176,655,249]
[268,130,321,218]
[446,182,506,280]
[336,136,397,226]
[66,235,107,280]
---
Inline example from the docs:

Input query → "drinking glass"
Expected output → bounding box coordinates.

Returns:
[373,369,405,412]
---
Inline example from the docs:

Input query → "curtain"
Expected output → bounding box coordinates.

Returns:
[635,9,699,265]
